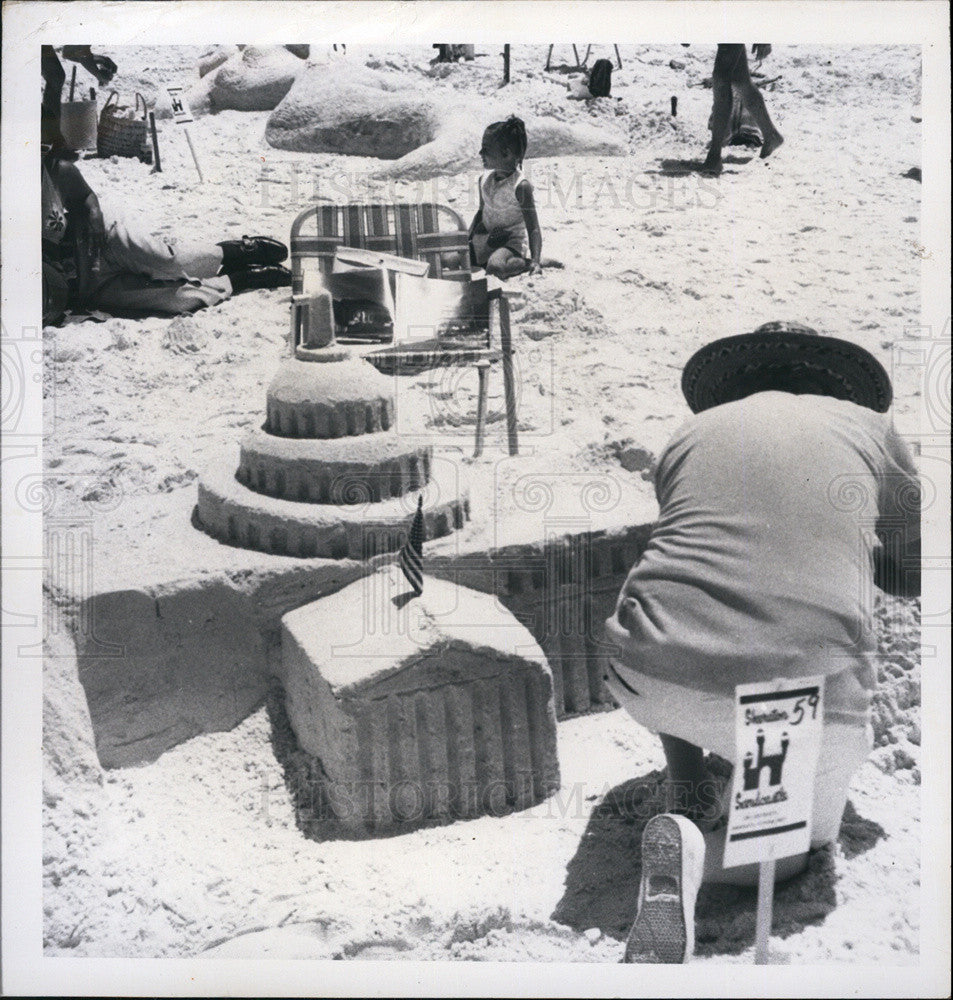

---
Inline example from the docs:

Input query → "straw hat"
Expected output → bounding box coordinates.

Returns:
[681,321,893,414]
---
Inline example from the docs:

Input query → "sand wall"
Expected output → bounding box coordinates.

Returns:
[65,524,651,768]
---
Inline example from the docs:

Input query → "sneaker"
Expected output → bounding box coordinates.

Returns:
[228,264,292,293]
[624,813,705,964]
[218,236,288,273]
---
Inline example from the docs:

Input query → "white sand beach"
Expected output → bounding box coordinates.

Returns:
[36,41,930,968]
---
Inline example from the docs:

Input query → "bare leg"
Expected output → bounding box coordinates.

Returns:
[702,79,733,175]
[485,247,529,279]
[736,81,784,158]
[41,46,67,149]
[659,733,711,821]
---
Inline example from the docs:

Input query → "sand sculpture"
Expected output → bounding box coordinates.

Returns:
[265,66,626,179]
[281,565,561,830]
[196,298,469,558]
[185,45,309,116]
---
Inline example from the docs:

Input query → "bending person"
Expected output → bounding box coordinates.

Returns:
[42,152,290,323]
[605,321,919,963]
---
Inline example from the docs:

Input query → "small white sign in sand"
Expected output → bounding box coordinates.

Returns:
[724,676,825,869]
[165,86,193,124]
[166,86,202,181]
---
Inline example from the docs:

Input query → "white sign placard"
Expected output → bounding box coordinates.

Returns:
[166,86,193,124]
[723,676,825,869]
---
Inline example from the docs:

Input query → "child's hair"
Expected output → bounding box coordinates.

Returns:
[481,115,528,164]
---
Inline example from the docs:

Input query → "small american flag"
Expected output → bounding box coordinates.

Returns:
[399,495,424,595]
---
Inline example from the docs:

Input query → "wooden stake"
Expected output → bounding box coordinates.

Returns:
[184,127,203,183]
[69,65,77,102]
[503,44,510,84]
[148,112,162,172]
[754,858,776,964]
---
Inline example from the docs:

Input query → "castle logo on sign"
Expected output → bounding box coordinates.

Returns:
[166,86,193,125]
[723,678,825,869]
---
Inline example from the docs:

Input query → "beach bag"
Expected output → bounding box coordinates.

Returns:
[588,59,613,97]
[97,91,148,158]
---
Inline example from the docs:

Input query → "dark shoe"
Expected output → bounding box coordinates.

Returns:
[623,814,705,964]
[228,264,292,293]
[218,236,288,273]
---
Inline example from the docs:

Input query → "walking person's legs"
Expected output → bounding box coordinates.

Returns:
[703,43,782,173]
[703,78,735,174]
[736,80,784,159]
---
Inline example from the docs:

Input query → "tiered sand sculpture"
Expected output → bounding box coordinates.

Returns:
[196,296,469,559]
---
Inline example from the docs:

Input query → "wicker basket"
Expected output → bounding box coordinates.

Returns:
[97,92,148,158]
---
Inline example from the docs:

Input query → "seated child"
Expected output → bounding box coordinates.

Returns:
[604,321,920,963]
[469,116,542,279]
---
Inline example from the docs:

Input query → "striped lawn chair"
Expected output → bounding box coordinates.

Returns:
[288,202,519,456]
[290,202,472,292]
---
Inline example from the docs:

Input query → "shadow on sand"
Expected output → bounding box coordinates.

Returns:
[650,155,755,177]
[551,770,887,958]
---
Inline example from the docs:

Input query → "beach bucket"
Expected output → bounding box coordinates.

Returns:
[60,100,99,151]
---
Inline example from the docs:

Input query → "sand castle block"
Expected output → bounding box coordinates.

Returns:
[238,429,432,504]
[266,357,394,438]
[280,565,560,831]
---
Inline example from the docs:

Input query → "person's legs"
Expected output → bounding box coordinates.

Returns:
[736,80,784,158]
[659,734,712,821]
[702,79,734,174]
[41,46,67,150]
[485,247,529,278]
[99,203,226,281]
[89,272,231,316]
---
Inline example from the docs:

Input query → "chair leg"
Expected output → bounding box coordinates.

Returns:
[474,360,490,458]
[497,296,519,456]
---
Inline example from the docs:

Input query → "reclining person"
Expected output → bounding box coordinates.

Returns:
[42,151,290,324]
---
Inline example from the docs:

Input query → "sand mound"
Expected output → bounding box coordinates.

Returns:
[197,45,239,79]
[266,72,442,158]
[265,64,626,178]
[208,45,306,112]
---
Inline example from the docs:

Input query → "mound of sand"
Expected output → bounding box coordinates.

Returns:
[197,45,239,79]
[265,63,626,178]
[265,72,443,158]
[208,45,306,112]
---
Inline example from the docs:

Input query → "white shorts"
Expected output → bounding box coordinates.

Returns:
[604,657,873,847]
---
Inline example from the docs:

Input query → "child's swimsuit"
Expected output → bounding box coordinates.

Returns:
[472,168,528,265]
